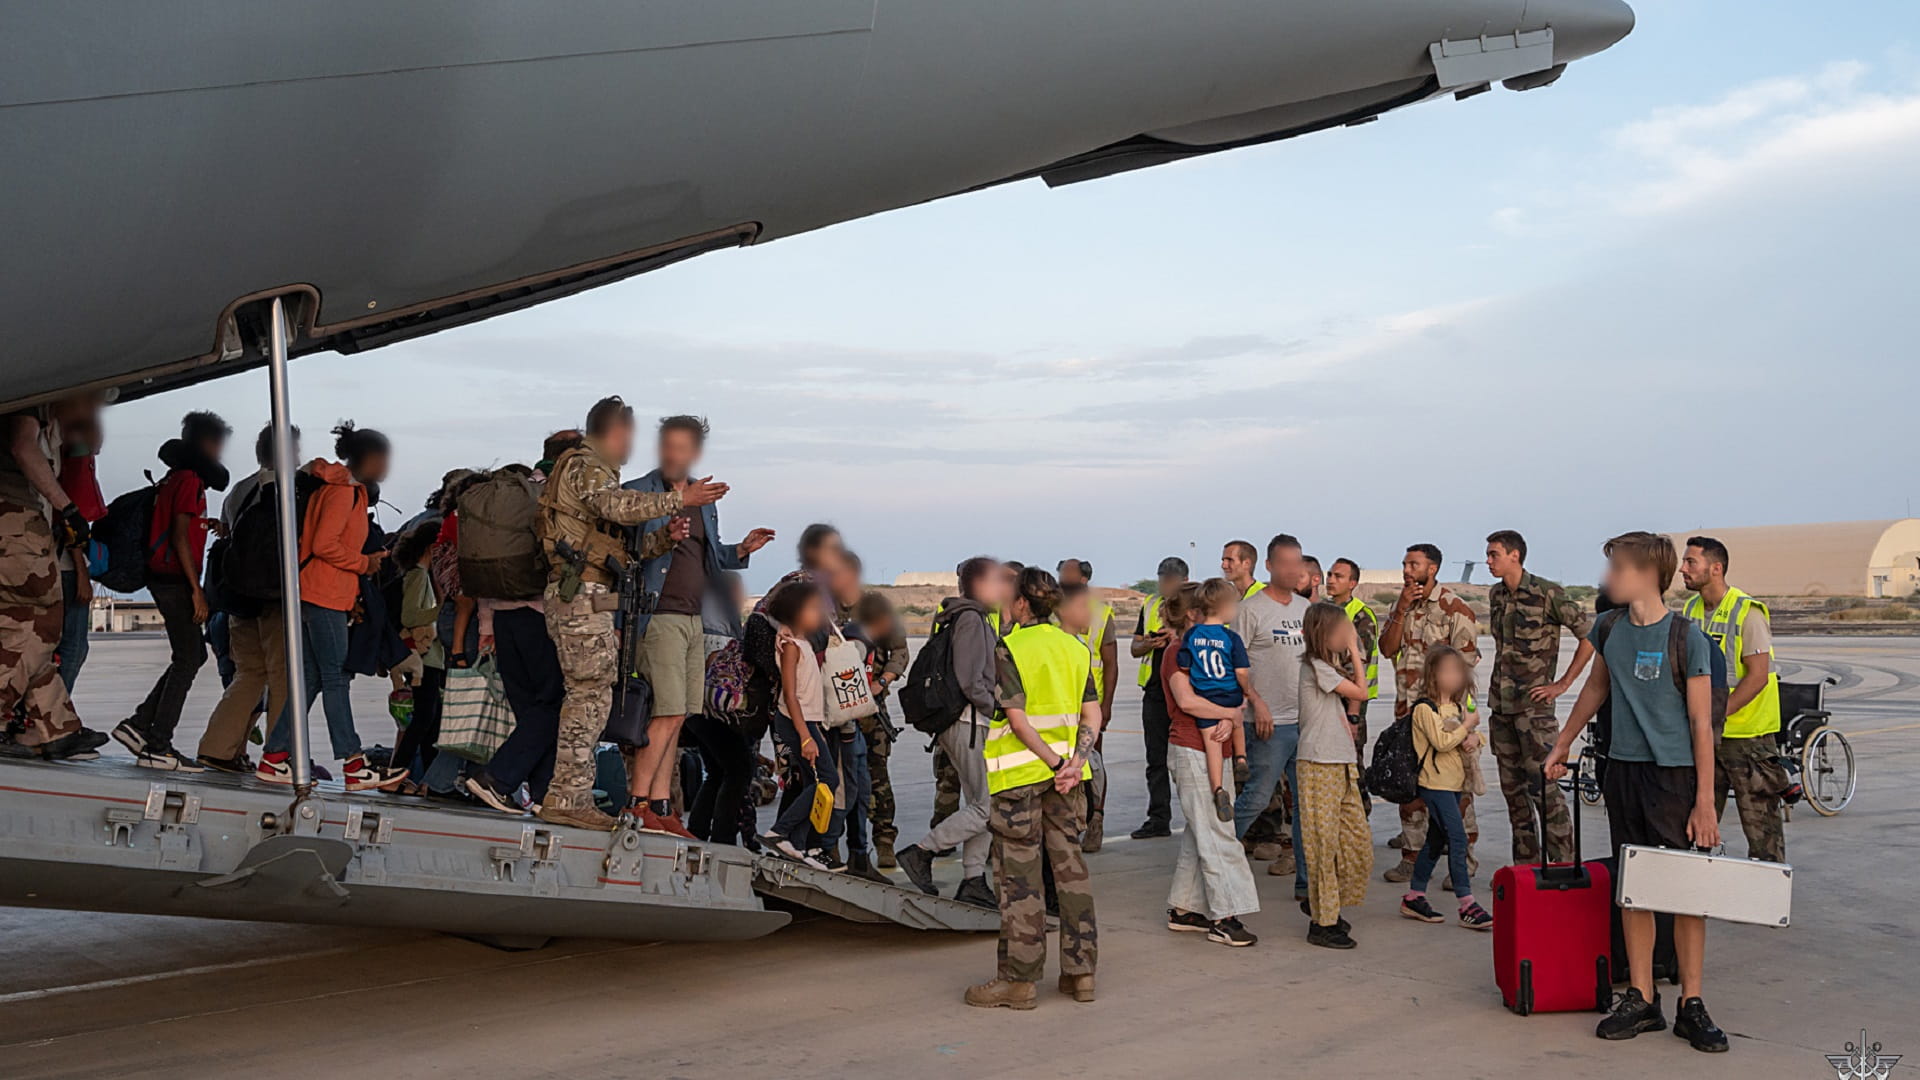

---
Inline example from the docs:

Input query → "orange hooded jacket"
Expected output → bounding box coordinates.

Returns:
[297,459,372,612]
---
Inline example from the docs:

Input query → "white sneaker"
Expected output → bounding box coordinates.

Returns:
[254,756,294,785]
[111,720,149,756]
[342,758,409,792]
[136,747,204,772]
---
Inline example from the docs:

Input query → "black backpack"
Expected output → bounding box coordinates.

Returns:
[1364,703,1427,805]
[899,615,970,737]
[221,471,327,604]
[93,473,162,594]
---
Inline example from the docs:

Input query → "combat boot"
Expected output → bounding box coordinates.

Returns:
[847,851,889,884]
[965,978,1037,1011]
[1266,848,1296,877]
[1080,812,1104,854]
[1382,858,1415,884]
[875,837,897,870]
[539,803,617,832]
[1057,973,1095,1003]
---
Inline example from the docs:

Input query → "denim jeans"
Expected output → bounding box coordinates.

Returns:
[770,712,839,849]
[1411,787,1472,898]
[828,727,871,856]
[207,610,236,688]
[57,570,90,692]
[1167,744,1261,920]
[265,603,362,761]
[1233,721,1306,893]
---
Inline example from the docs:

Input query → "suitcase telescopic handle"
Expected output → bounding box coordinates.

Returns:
[1533,766,1584,878]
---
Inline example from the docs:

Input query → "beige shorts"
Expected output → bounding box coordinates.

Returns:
[641,612,706,718]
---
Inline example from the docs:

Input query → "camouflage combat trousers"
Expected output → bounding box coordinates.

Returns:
[931,745,961,829]
[857,707,896,851]
[1714,734,1788,863]
[0,500,81,746]
[1490,711,1573,864]
[1398,792,1478,858]
[990,780,1095,984]
[543,582,616,811]
[1244,781,1293,847]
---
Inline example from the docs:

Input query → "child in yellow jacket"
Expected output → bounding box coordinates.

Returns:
[1400,644,1492,930]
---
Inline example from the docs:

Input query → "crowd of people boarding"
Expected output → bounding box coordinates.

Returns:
[4,392,1793,1048]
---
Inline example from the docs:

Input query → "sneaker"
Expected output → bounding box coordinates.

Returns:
[197,753,253,774]
[656,811,697,840]
[895,844,938,896]
[341,757,408,792]
[110,720,149,756]
[1672,997,1728,1053]
[1211,787,1234,822]
[41,729,105,761]
[633,807,676,835]
[465,775,527,815]
[1596,988,1666,1040]
[1130,820,1172,840]
[537,803,617,831]
[1382,859,1415,884]
[953,875,997,909]
[1208,917,1257,947]
[1457,901,1493,931]
[1306,922,1356,950]
[1400,895,1444,923]
[964,978,1037,1011]
[1167,908,1213,933]
[136,746,204,772]
[812,849,847,873]
[254,755,294,785]
[0,738,36,760]
[1080,812,1103,853]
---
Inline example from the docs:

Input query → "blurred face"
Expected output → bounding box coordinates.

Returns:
[1485,541,1523,580]
[1266,544,1303,592]
[800,531,844,571]
[975,566,1012,610]
[1212,594,1240,624]
[1402,551,1437,587]
[1058,592,1092,635]
[1221,545,1254,583]
[355,448,390,484]
[600,419,635,466]
[657,427,702,481]
[826,555,862,606]
[1157,571,1187,595]
[1434,655,1468,697]
[1604,553,1657,605]
[1680,546,1716,591]
[997,566,1019,604]
[1301,563,1322,596]
[1058,562,1088,587]
[1326,562,1357,600]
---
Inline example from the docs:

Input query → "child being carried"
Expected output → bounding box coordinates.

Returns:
[1179,578,1256,821]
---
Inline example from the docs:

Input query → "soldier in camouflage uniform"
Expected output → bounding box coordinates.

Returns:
[1380,544,1480,882]
[1485,531,1593,865]
[1,401,97,759]
[536,397,717,831]
[930,746,961,830]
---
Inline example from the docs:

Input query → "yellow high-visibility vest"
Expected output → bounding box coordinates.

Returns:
[1136,594,1165,689]
[986,623,1095,795]
[1243,581,1266,600]
[1684,587,1781,738]
[1074,599,1115,702]
[1342,596,1380,700]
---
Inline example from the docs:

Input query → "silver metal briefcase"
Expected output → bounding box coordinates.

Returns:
[1616,845,1792,927]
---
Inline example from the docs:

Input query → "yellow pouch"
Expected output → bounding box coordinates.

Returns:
[808,781,834,834]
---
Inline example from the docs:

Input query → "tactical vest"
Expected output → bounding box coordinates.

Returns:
[1136,593,1165,689]
[537,445,631,588]
[986,622,1096,795]
[1343,596,1381,700]
[1684,587,1781,738]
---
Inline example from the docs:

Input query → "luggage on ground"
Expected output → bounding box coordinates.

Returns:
[455,470,547,601]
[1602,857,1678,986]
[1616,843,1792,927]
[1492,770,1612,1015]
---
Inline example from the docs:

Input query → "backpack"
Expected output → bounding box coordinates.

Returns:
[456,470,547,601]
[1592,608,1729,734]
[1364,705,1425,805]
[221,472,325,604]
[899,615,970,737]
[706,638,751,716]
[92,473,162,594]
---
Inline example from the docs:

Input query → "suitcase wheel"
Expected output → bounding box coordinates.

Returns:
[1513,960,1533,1017]
[1594,956,1611,1013]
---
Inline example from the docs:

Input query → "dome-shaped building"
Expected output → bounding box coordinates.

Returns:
[1664,520,1920,598]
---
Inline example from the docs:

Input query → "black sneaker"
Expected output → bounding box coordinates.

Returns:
[1400,895,1444,923]
[1458,901,1493,931]
[1596,988,1666,1040]
[110,720,149,756]
[465,774,526,815]
[1306,923,1356,949]
[136,746,204,772]
[1167,908,1213,933]
[0,738,36,760]
[1208,917,1257,947]
[953,875,997,909]
[1672,997,1728,1053]
[1130,821,1172,840]
[197,752,252,773]
[895,844,938,896]
[41,729,104,761]
[812,849,847,873]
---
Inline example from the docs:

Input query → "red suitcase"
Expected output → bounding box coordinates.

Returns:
[1492,771,1612,1015]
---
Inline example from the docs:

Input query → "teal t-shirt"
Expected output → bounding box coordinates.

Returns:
[1589,612,1711,767]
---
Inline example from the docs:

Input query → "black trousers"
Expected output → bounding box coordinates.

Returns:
[1141,690,1173,827]
[129,576,207,750]
[684,714,754,845]
[483,606,563,802]
[394,664,445,777]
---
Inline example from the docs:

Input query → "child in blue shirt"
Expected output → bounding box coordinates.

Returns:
[1180,579,1255,820]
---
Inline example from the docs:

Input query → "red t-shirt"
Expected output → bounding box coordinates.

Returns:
[59,452,106,521]
[1161,645,1205,752]
[147,469,209,578]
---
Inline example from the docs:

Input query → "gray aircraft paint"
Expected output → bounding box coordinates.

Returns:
[0,0,1631,409]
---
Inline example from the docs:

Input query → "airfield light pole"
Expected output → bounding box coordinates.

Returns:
[266,297,314,793]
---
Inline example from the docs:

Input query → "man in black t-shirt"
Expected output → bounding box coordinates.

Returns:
[1129,556,1189,839]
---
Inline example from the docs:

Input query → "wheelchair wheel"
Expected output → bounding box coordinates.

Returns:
[1572,754,1604,806]
[1800,726,1856,816]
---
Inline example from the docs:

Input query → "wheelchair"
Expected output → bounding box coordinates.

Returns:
[1777,677,1856,817]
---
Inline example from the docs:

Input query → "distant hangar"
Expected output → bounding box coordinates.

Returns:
[1666,519,1920,598]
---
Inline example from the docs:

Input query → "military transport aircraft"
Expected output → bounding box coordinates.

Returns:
[0,0,1631,943]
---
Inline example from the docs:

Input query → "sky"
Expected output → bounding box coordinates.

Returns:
[101,0,1920,591]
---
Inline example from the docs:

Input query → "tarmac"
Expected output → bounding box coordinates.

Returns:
[3,633,1916,1078]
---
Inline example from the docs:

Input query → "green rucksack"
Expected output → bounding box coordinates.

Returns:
[455,470,548,601]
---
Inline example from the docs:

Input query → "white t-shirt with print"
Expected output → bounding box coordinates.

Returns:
[1232,588,1308,725]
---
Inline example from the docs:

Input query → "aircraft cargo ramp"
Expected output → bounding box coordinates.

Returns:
[0,757,996,945]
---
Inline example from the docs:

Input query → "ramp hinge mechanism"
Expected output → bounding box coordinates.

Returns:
[342,805,394,845]
[489,825,563,886]
[145,783,201,826]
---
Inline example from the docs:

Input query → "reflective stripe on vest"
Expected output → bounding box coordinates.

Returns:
[987,623,1095,795]
[1137,594,1165,688]
[1342,596,1381,700]
[1684,587,1781,738]
[1076,600,1114,702]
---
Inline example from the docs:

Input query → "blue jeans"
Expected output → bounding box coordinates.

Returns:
[207,611,236,688]
[770,713,839,849]
[1411,787,1472,898]
[1233,721,1306,893]
[57,570,90,692]
[824,727,871,856]
[265,603,362,761]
